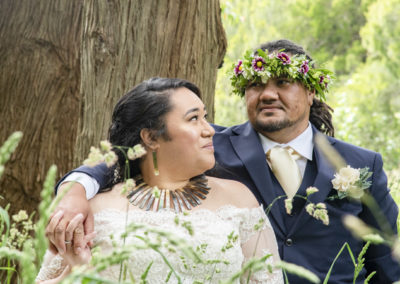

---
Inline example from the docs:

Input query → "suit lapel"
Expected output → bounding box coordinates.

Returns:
[230,122,286,234]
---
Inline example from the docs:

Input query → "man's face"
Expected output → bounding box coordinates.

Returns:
[245,77,314,135]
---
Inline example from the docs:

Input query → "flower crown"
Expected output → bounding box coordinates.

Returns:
[229,48,334,101]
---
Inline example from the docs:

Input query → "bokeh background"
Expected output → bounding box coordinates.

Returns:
[214,0,400,206]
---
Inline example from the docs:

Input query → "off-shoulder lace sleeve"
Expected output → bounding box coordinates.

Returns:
[36,250,66,282]
[237,206,284,284]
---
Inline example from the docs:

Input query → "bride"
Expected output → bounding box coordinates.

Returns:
[37,77,283,283]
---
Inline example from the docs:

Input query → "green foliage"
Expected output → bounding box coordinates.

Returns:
[322,242,375,284]
[0,131,22,179]
[217,0,400,171]
[216,0,283,126]
[331,61,400,169]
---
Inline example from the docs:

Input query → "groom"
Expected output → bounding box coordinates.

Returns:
[50,40,399,283]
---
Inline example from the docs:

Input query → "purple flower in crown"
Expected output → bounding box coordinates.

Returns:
[299,60,310,74]
[319,75,330,88]
[234,60,244,76]
[252,56,266,72]
[277,52,291,65]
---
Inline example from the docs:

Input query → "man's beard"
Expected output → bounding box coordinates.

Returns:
[254,118,295,133]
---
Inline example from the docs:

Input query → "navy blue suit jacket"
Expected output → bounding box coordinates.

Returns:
[58,121,400,283]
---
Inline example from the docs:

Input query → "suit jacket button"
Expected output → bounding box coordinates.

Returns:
[285,238,293,246]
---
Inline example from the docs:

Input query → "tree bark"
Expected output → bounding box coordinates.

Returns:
[0,0,226,216]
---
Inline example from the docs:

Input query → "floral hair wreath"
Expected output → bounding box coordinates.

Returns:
[229,48,334,101]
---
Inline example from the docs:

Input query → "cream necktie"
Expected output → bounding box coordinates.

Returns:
[266,146,302,198]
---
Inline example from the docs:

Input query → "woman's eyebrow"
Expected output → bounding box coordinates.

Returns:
[184,106,206,116]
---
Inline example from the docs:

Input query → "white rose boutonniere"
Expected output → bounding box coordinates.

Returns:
[329,166,372,200]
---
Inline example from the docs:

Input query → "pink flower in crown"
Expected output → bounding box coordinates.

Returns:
[251,56,266,72]
[234,60,244,76]
[277,52,291,65]
[299,60,310,74]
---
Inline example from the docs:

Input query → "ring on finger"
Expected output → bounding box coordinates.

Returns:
[65,240,72,244]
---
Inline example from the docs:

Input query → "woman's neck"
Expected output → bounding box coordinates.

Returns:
[140,160,190,190]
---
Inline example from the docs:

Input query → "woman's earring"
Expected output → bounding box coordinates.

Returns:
[152,150,159,176]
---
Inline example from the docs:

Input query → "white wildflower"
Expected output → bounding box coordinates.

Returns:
[127,148,136,160]
[9,228,18,238]
[134,144,146,156]
[104,151,118,167]
[305,203,314,216]
[12,210,28,222]
[83,146,104,167]
[100,140,112,152]
[120,178,136,194]
[284,198,293,215]
[306,186,319,196]
[127,144,146,160]
[313,205,329,226]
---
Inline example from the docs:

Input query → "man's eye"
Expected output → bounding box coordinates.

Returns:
[248,82,264,88]
[277,78,291,86]
[189,115,198,121]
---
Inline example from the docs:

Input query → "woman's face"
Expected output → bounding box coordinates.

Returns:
[155,87,215,178]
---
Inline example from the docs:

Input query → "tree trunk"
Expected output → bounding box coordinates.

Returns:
[0,0,226,216]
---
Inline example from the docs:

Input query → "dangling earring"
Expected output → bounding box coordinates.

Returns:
[152,150,159,176]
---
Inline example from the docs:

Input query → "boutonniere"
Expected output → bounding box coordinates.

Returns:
[328,166,372,200]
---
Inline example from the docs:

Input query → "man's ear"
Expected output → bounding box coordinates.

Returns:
[140,128,159,150]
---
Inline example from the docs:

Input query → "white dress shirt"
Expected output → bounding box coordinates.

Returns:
[60,172,100,200]
[258,123,314,177]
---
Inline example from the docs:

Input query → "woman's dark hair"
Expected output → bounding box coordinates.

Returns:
[256,39,335,137]
[103,77,201,191]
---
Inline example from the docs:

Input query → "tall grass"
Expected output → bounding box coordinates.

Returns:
[1,131,399,283]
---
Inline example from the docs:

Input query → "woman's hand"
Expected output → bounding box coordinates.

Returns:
[46,182,94,255]
[62,214,96,267]
[37,215,96,284]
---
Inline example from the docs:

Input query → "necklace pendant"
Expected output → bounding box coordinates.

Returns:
[139,190,153,209]
[177,190,192,210]
[171,191,181,213]
[165,189,171,210]
[152,197,160,212]
[145,195,155,211]
[132,187,152,206]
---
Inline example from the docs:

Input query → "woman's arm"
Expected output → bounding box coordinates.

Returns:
[240,207,284,284]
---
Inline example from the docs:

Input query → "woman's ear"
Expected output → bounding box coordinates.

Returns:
[140,128,159,150]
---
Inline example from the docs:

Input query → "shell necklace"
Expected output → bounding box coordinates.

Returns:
[127,174,210,213]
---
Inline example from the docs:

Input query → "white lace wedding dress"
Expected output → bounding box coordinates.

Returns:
[37,206,283,283]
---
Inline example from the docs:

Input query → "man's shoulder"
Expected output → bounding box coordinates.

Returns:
[213,121,249,136]
[327,135,380,162]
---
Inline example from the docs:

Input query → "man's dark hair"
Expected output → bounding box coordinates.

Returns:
[256,39,335,136]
